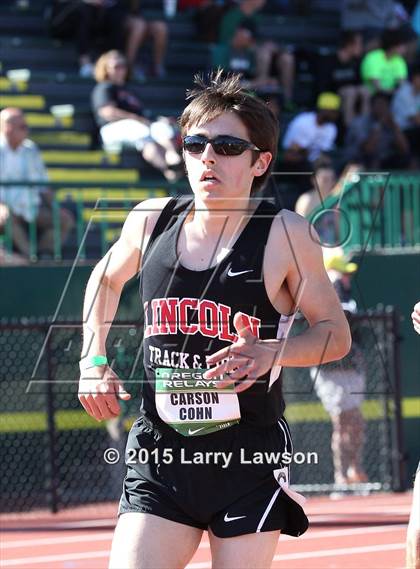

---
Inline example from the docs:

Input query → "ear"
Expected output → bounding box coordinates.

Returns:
[252,151,272,177]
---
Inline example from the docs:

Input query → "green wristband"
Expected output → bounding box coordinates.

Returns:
[79,355,108,371]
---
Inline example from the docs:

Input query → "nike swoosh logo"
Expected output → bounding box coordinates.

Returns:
[227,269,253,277]
[188,427,205,435]
[224,513,246,522]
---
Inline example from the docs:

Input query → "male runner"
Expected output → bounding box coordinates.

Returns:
[407,301,420,569]
[78,71,351,569]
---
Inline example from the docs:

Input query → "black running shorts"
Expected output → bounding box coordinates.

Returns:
[118,413,309,538]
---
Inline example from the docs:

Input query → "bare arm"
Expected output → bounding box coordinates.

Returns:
[78,197,171,420]
[98,103,151,125]
[263,211,351,366]
[204,211,351,390]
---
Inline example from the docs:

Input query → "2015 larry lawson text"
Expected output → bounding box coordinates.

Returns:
[126,447,319,469]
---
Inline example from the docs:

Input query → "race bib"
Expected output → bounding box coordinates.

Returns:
[155,368,241,436]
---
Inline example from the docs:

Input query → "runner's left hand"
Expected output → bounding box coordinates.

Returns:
[203,312,280,393]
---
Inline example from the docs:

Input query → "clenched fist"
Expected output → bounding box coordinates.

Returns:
[78,365,131,421]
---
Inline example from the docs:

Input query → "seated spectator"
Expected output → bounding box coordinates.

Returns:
[282,92,340,169]
[361,28,408,93]
[341,0,399,48]
[0,108,74,259]
[182,1,231,43]
[128,1,169,78]
[344,91,410,169]
[391,64,420,166]
[310,248,368,487]
[78,0,168,79]
[317,31,370,126]
[91,51,182,181]
[213,23,278,91]
[218,0,295,106]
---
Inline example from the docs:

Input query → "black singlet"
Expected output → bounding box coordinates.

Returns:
[138,197,296,436]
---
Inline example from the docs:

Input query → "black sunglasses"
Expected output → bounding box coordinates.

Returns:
[183,134,262,156]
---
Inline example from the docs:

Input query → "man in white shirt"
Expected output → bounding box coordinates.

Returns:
[0,108,74,258]
[282,92,340,166]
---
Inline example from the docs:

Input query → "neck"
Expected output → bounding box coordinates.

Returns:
[7,139,21,150]
[318,186,331,200]
[189,195,258,241]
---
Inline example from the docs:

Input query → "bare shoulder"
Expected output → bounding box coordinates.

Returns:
[120,196,173,252]
[270,208,314,243]
[266,208,324,268]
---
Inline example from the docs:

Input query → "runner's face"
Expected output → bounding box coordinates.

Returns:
[184,112,267,202]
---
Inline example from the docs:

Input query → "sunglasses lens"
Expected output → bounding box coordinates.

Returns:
[183,136,206,154]
[213,138,247,156]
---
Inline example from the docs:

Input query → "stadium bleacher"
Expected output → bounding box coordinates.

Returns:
[0,0,343,259]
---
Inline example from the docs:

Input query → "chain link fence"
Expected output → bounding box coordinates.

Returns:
[0,307,404,513]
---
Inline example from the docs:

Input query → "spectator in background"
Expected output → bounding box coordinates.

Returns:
[295,162,361,247]
[310,250,368,487]
[295,158,337,219]
[317,31,370,126]
[184,1,232,43]
[0,108,74,260]
[341,0,399,48]
[91,51,182,181]
[295,158,339,247]
[128,1,169,78]
[0,204,27,265]
[213,23,274,91]
[392,64,420,166]
[282,92,340,170]
[78,0,168,79]
[344,91,410,168]
[361,28,408,93]
[218,0,295,106]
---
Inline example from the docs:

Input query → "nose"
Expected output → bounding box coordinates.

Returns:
[200,141,216,164]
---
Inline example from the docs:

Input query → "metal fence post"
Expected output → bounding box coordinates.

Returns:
[389,306,406,492]
[45,330,60,513]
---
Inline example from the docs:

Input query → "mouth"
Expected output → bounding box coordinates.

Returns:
[200,171,220,183]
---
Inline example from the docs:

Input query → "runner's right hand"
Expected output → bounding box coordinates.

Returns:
[78,366,131,421]
[412,302,420,335]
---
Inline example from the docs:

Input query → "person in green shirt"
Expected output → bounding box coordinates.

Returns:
[361,28,408,93]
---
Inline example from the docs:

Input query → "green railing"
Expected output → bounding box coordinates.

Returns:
[0,181,185,261]
[309,172,420,253]
[2,173,419,262]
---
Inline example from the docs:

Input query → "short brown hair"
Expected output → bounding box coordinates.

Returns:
[179,70,279,193]
[94,50,129,83]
